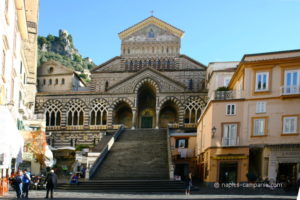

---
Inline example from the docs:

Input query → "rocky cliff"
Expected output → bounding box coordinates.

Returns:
[38,30,96,78]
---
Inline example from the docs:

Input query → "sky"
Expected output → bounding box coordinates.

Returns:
[39,0,300,66]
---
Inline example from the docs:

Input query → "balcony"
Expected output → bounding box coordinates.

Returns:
[222,136,239,147]
[281,85,300,95]
[213,90,243,100]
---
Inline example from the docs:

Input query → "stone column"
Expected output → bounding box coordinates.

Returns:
[178,106,185,128]
[132,109,136,129]
[107,107,113,129]
[155,109,159,129]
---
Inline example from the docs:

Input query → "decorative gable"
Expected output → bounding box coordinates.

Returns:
[38,60,73,76]
[119,16,184,40]
[108,68,186,94]
[123,24,179,43]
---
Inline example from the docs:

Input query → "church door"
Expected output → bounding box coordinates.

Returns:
[141,116,153,128]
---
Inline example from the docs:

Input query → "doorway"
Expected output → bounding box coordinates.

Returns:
[141,116,153,128]
[277,163,298,182]
[219,162,238,183]
[137,82,156,128]
[174,164,189,180]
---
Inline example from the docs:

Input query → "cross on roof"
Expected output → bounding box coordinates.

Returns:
[150,10,154,16]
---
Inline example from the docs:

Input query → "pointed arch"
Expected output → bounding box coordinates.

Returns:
[65,99,86,126]
[184,96,206,123]
[43,99,63,126]
[89,98,109,125]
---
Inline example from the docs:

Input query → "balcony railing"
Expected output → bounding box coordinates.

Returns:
[222,136,239,147]
[213,90,243,100]
[281,85,300,95]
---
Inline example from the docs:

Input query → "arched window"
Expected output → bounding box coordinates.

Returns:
[130,60,133,71]
[167,60,171,69]
[37,79,39,86]
[184,97,206,123]
[62,78,65,85]
[105,81,109,91]
[90,99,108,125]
[49,79,52,85]
[66,99,86,126]
[45,100,62,126]
[188,79,193,90]
[55,78,58,85]
[43,79,46,85]
[148,29,155,38]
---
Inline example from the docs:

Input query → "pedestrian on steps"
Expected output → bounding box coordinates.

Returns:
[44,169,57,199]
[185,172,192,195]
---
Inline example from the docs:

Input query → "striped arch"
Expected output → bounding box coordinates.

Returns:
[111,98,134,110]
[158,96,182,111]
[133,78,160,93]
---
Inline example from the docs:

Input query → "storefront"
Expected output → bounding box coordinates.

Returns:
[200,147,249,185]
[263,144,300,183]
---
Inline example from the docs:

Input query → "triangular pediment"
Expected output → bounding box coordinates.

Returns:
[118,16,184,40]
[108,67,186,94]
[38,60,74,76]
[123,24,179,42]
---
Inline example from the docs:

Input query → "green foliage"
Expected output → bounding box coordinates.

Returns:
[216,86,229,91]
[73,54,82,62]
[46,34,56,42]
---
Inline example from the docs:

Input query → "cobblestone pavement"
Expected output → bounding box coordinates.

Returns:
[2,190,297,200]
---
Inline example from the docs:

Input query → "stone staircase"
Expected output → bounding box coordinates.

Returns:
[92,129,169,180]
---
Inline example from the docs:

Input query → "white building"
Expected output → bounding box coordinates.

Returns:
[0,0,42,179]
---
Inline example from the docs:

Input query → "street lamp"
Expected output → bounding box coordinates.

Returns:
[211,126,217,138]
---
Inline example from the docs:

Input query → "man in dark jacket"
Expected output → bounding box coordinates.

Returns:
[44,169,57,199]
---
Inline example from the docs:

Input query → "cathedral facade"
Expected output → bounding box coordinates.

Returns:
[35,17,208,147]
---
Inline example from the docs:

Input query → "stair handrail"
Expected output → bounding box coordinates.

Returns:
[89,125,125,179]
[167,124,174,180]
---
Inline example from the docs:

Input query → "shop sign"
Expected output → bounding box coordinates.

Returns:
[23,152,33,160]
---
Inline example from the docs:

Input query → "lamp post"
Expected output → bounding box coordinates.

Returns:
[211,126,217,138]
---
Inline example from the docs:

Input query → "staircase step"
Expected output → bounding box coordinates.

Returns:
[92,129,169,180]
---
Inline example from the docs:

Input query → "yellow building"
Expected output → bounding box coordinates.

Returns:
[197,49,300,185]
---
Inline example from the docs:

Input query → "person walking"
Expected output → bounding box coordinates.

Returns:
[185,172,192,195]
[44,169,58,199]
[22,169,31,198]
[14,170,23,199]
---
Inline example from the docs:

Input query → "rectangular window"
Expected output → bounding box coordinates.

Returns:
[176,138,188,148]
[255,72,269,91]
[222,124,237,146]
[253,118,267,136]
[226,104,236,115]
[283,116,297,134]
[284,70,300,94]
[256,102,266,113]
